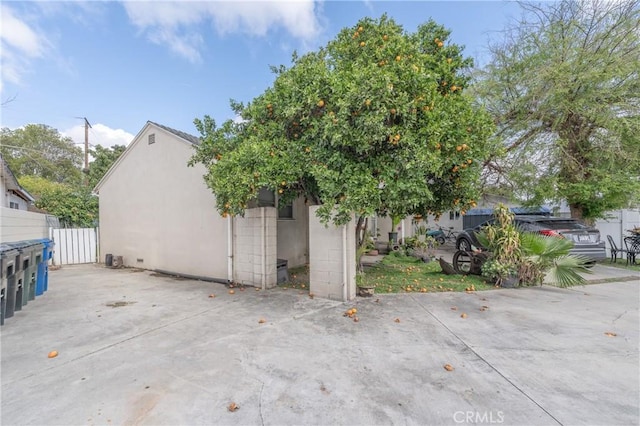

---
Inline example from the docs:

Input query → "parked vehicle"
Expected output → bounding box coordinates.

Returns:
[455,215,606,262]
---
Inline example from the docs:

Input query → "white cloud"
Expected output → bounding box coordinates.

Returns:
[122,0,322,63]
[63,123,135,153]
[0,4,51,91]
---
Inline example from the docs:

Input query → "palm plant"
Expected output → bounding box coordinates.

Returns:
[519,232,591,287]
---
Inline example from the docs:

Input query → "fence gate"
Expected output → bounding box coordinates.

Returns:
[51,228,97,265]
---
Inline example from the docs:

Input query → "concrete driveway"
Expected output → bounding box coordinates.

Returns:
[2,264,638,426]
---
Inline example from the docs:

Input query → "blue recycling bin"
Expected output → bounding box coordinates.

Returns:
[36,238,54,296]
[1,244,19,325]
[42,238,56,291]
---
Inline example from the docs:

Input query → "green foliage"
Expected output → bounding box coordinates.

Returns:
[88,144,126,189]
[191,15,495,225]
[475,0,640,220]
[477,204,589,287]
[519,232,589,287]
[0,124,83,185]
[19,175,98,227]
[478,204,522,284]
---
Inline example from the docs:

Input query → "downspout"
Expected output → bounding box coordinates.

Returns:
[342,224,347,302]
[400,218,405,244]
[227,215,233,283]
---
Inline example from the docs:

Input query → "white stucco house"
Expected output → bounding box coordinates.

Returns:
[1,155,53,243]
[94,121,312,289]
[1,155,35,210]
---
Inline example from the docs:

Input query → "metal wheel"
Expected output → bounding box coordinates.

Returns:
[436,236,446,245]
[457,238,472,252]
[453,250,472,275]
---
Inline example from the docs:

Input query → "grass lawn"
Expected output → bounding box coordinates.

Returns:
[359,252,494,294]
[597,258,640,272]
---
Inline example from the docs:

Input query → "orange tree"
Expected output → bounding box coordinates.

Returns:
[191,15,495,227]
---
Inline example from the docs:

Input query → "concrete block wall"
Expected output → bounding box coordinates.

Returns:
[234,207,277,289]
[308,205,356,301]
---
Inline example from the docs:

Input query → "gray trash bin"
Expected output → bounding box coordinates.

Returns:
[22,240,44,302]
[1,244,20,321]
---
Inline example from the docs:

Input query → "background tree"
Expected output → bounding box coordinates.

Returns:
[87,144,126,189]
[191,15,495,227]
[19,176,98,227]
[0,124,83,185]
[475,0,640,221]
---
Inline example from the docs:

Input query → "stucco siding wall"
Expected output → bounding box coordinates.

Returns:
[277,197,309,268]
[98,127,228,280]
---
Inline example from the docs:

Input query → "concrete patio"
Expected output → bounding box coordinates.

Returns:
[1,264,638,425]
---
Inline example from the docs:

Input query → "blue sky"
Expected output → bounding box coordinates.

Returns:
[1,1,521,148]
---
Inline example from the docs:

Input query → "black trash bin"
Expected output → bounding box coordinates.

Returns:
[1,244,20,323]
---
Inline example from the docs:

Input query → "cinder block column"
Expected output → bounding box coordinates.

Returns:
[308,206,356,301]
[233,207,277,288]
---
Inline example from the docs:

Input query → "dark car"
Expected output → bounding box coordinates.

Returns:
[455,215,606,262]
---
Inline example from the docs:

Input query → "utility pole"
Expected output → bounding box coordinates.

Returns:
[83,117,91,186]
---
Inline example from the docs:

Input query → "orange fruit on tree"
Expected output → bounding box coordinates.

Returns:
[395,55,401,61]
[317,100,325,108]
[358,26,363,32]
[437,41,444,48]
[456,145,463,152]
[447,58,452,64]
[383,34,388,41]
[360,41,366,47]
[390,108,396,115]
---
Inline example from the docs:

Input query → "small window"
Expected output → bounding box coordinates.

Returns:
[148,133,156,145]
[9,202,19,209]
[449,211,460,220]
[278,203,293,219]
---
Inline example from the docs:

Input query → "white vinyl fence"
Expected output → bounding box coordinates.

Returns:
[595,209,640,256]
[51,228,98,265]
